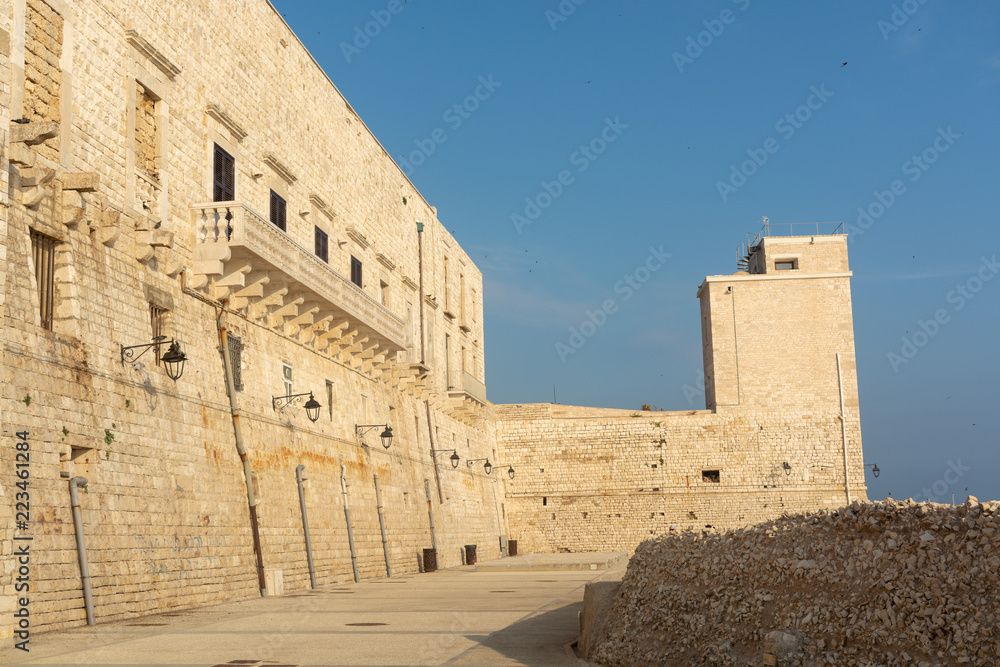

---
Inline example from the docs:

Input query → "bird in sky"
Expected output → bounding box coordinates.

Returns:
[841,62,848,67]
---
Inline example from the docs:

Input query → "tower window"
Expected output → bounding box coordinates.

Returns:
[774,259,798,270]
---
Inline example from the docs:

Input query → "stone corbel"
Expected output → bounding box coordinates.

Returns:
[247,284,289,321]
[19,167,56,208]
[163,249,186,277]
[11,121,58,146]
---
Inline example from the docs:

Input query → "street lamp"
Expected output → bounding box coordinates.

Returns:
[865,463,880,478]
[467,458,493,475]
[121,336,188,381]
[432,449,460,469]
[273,392,321,422]
[356,425,394,450]
[782,461,792,476]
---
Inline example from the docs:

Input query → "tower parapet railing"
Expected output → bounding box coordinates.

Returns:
[737,221,844,272]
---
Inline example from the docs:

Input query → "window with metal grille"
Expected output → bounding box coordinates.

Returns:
[315,226,329,263]
[270,191,286,231]
[228,334,244,391]
[350,256,363,288]
[213,144,235,202]
[150,304,168,365]
[30,230,57,330]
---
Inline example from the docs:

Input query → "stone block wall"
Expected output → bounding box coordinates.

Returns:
[0,0,503,642]
[22,0,61,160]
[496,404,867,555]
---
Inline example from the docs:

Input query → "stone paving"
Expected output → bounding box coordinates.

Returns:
[0,556,627,666]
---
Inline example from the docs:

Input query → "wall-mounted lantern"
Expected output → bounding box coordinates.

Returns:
[432,449,460,469]
[120,336,187,381]
[782,461,792,476]
[467,458,492,475]
[273,392,321,422]
[865,463,880,478]
[356,425,394,450]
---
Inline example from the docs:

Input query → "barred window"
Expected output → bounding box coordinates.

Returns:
[350,256,363,288]
[30,230,57,330]
[150,304,168,365]
[227,334,244,391]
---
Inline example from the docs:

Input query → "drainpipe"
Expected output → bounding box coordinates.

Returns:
[296,465,317,589]
[341,465,359,583]
[425,400,443,504]
[219,304,268,597]
[69,476,95,626]
[374,474,392,578]
[424,478,438,554]
[417,222,426,364]
[837,353,852,504]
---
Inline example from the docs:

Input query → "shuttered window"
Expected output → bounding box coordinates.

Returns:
[30,230,57,330]
[270,190,287,231]
[350,256,363,288]
[315,226,329,263]
[213,144,235,202]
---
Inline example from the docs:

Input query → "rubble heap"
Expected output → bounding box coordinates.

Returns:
[593,498,999,666]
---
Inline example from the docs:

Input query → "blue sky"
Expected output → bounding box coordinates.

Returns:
[271,0,1000,503]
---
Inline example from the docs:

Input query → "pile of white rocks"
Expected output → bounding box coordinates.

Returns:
[592,497,999,666]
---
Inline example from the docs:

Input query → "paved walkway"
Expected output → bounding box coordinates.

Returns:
[1,556,628,666]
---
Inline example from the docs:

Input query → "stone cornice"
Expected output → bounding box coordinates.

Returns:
[346,226,369,249]
[205,104,247,141]
[376,253,396,271]
[697,271,853,297]
[125,30,181,80]
[309,194,336,219]
[264,154,297,185]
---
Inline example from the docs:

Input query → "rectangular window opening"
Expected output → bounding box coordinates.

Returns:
[228,334,244,391]
[774,259,798,271]
[150,304,169,365]
[325,380,334,420]
[350,256,363,288]
[213,144,235,202]
[315,227,329,263]
[270,191,287,231]
[702,470,721,484]
[282,363,293,397]
[30,230,57,331]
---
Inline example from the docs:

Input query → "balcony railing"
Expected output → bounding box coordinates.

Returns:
[192,202,407,350]
[448,370,487,405]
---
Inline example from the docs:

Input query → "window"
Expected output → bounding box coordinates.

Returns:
[459,274,465,322]
[702,470,721,484]
[30,230,57,330]
[380,280,389,307]
[213,144,235,202]
[775,259,798,271]
[270,191,287,231]
[350,256,363,288]
[315,227,329,263]
[228,334,244,391]
[150,304,168,365]
[361,394,369,422]
[282,363,293,397]
[443,256,450,310]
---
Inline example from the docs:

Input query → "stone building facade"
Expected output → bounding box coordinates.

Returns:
[1,0,502,641]
[0,0,868,644]
[495,232,868,554]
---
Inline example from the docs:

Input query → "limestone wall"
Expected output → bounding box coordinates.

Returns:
[496,403,866,555]
[0,0,502,641]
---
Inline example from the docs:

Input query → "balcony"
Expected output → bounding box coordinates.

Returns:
[448,370,487,404]
[192,202,408,364]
